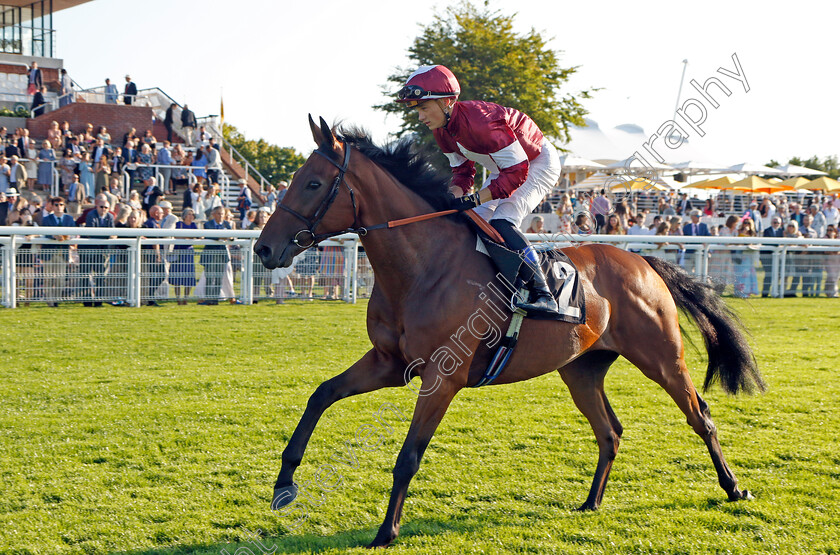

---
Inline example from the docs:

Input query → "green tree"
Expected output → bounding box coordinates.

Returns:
[375,1,593,150]
[222,123,306,184]
[768,156,840,179]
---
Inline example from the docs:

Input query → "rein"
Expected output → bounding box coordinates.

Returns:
[277,142,505,247]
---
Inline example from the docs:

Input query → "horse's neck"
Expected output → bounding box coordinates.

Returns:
[356,174,477,296]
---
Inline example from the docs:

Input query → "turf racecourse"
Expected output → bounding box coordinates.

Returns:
[1,299,838,555]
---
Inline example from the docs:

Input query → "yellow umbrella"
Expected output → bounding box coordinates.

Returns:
[608,176,669,191]
[778,177,812,189]
[690,175,738,189]
[794,176,840,192]
[731,176,788,194]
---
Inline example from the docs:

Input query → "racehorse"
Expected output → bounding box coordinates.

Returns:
[254,116,765,548]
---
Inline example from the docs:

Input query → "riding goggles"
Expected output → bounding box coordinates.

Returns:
[396,85,453,107]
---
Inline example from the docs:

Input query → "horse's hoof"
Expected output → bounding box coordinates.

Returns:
[271,483,299,510]
[728,488,754,502]
[575,502,598,512]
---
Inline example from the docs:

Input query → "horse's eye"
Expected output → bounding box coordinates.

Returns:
[306,181,321,190]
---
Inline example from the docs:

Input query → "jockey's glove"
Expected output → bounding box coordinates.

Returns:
[450,192,483,211]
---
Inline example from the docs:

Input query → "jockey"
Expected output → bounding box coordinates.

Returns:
[397,64,561,315]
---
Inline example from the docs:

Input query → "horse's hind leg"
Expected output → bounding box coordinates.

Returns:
[622,347,752,502]
[273,349,405,509]
[558,350,621,511]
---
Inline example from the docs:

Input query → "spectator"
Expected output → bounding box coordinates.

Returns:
[180,104,197,147]
[163,103,177,143]
[197,125,211,144]
[122,127,137,148]
[591,189,611,231]
[110,146,124,176]
[67,174,85,216]
[783,221,804,297]
[80,195,115,306]
[702,198,714,217]
[0,155,9,193]
[46,121,62,148]
[525,215,545,234]
[124,74,137,105]
[682,210,709,237]
[59,69,74,107]
[27,61,42,95]
[97,126,112,146]
[276,180,289,205]
[824,225,840,298]
[157,140,174,194]
[140,176,163,215]
[137,143,154,184]
[170,207,198,304]
[200,206,232,305]
[159,200,178,229]
[31,86,48,117]
[733,218,759,297]
[81,124,95,147]
[808,204,827,237]
[94,151,111,194]
[204,144,222,185]
[823,200,839,228]
[141,205,165,306]
[127,190,142,211]
[183,182,200,211]
[676,192,693,215]
[58,149,76,194]
[604,213,625,235]
[0,191,9,223]
[41,196,75,307]
[104,78,118,104]
[789,203,805,227]
[79,152,95,199]
[237,182,252,221]
[141,129,157,154]
[122,139,138,185]
[799,214,819,297]
[9,155,26,192]
[760,216,784,297]
[757,197,776,230]
[191,147,207,186]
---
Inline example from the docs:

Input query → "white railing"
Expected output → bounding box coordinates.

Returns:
[1,230,838,308]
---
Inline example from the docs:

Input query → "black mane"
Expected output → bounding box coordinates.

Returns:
[333,127,454,211]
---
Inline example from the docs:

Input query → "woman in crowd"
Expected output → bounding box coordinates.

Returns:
[191,147,207,186]
[38,139,58,191]
[171,208,198,304]
[82,123,96,147]
[8,208,37,306]
[24,137,37,189]
[94,152,111,193]
[525,215,545,234]
[46,121,62,148]
[702,198,715,217]
[141,129,157,153]
[250,210,276,301]
[555,193,573,217]
[58,148,76,195]
[783,221,804,297]
[137,143,155,184]
[733,218,759,297]
[78,152,96,199]
[0,155,9,193]
[604,213,625,235]
[823,225,840,298]
[97,126,111,145]
[127,190,142,211]
[170,144,189,190]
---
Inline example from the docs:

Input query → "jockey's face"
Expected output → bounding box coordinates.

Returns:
[414,99,450,130]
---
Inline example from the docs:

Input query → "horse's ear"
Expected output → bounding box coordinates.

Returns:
[309,114,323,146]
[319,116,340,152]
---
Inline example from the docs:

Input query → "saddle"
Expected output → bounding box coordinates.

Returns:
[467,217,586,325]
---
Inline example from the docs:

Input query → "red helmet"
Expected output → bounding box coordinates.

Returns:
[396,65,460,107]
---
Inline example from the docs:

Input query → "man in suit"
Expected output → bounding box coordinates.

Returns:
[90,138,111,165]
[41,196,76,306]
[676,193,693,215]
[180,104,197,146]
[28,62,42,94]
[81,195,115,306]
[104,78,119,104]
[140,176,163,216]
[141,205,165,306]
[681,209,710,274]
[200,206,232,305]
[760,216,784,297]
[31,85,47,117]
[8,156,26,191]
[124,74,137,105]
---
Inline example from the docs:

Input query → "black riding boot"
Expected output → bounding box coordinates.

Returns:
[490,219,560,316]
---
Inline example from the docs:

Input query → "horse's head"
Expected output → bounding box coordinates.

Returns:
[255,115,360,269]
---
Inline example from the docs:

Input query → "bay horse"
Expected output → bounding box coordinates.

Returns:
[254,116,765,548]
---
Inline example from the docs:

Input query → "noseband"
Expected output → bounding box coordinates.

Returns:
[276,143,359,248]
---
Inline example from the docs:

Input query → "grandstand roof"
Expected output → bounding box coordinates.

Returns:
[1,0,91,15]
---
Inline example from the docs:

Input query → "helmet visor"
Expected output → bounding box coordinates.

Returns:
[396,85,454,106]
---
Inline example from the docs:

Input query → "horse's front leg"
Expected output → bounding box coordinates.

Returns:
[272,349,405,510]
[368,379,459,548]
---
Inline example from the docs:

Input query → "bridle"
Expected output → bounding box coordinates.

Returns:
[275,140,505,248]
[276,143,360,248]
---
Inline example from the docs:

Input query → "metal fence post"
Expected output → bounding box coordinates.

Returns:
[7,235,16,309]
[770,248,781,298]
[778,247,787,298]
[344,239,359,304]
[242,238,254,305]
[1,238,11,308]
[131,238,142,307]
[700,244,710,282]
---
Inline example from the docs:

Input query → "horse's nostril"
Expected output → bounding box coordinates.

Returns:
[254,244,272,260]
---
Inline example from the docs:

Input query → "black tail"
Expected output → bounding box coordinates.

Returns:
[642,256,765,395]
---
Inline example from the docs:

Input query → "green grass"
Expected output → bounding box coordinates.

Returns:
[1,298,839,554]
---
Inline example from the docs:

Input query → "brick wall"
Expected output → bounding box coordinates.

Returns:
[26,103,155,146]
[0,64,60,91]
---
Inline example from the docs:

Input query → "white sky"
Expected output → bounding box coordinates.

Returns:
[55,0,839,166]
